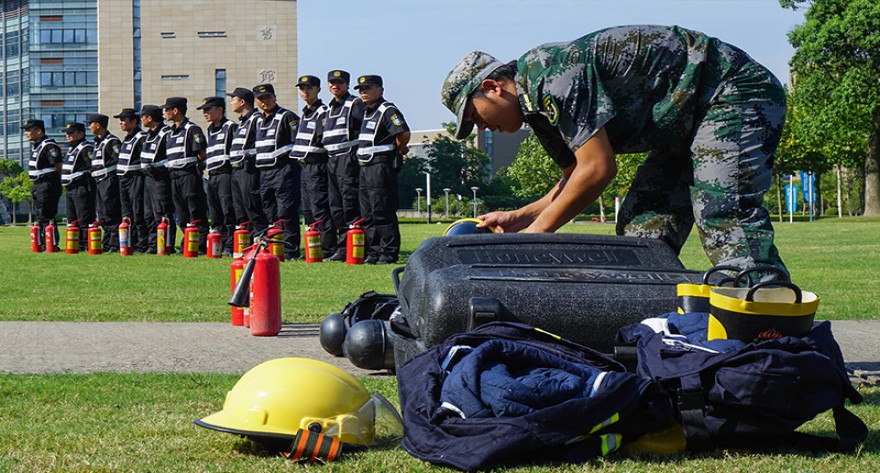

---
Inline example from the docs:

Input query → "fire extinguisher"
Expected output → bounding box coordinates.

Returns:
[304,220,323,263]
[207,227,222,258]
[233,221,251,259]
[66,220,81,254]
[229,253,248,326]
[45,221,58,253]
[157,217,170,256]
[88,221,103,255]
[183,220,201,258]
[31,224,41,253]
[267,220,285,262]
[346,218,366,265]
[119,217,132,256]
[229,240,280,336]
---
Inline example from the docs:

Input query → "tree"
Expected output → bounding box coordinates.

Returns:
[0,170,33,224]
[781,0,880,215]
[424,122,491,197]
[506,134,561,199]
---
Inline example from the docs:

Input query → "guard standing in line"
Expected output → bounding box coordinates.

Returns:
[252,83,301,260]
[354,75,410,264]
[140,104,176,253]
[291,75,336,257]
[198,96,238,255]
[161,96,209,253]
[61,122,96,249]
[23,119,62,251]
[88,114,123,252]
[114,108,149,253]
[321,70,365,261]
[227,87,269,235]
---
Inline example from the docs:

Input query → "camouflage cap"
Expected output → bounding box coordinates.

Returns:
[441,51,503,139]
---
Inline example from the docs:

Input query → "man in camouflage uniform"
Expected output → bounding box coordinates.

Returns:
[441,25,787,273]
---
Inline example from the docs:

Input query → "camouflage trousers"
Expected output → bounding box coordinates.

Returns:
[616,60,787,275]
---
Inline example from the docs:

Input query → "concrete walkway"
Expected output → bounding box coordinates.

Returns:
[1,320,879,383]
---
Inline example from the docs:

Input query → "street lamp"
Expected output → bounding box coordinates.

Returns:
[470,186,479,218]
[415,187,423,218]
[443,188,451,219]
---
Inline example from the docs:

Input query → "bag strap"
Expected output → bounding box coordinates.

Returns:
[676,373,713,451]
[786,404,868,453]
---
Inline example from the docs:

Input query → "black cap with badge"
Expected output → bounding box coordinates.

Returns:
[196,96,225,110]
[252,83,275,97]
[226,87,254,103]
[327,70,350,83]
[140,105,163,121]
[65,122,86,134]
[87,113,109,128]
[21,119,45,131]
[354,75,383,90]
[161,96,187,110]
[113,108,140,120]
[295,75,320,88]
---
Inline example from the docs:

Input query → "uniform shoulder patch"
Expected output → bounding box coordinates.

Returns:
[194,132,204,143]
[49,148,59,157]
[289,120,298,132]
[390,114,403,127]
[542,94,560,126]
[112,144,120,154]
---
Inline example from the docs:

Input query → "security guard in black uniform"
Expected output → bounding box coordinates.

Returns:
[162,97,209,253]
[140,104,176,253]
[198,96,238,255]
[62,122,96,249]
[88,114,123,252]
[114,108,149,253]
[252,83,301,260]
[354,75,410,264]
[322,70,365,261]
[292,75,336,257]
[227,87,269,235]
[23,119,63,251]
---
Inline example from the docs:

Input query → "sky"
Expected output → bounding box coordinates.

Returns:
[297,0,806,131]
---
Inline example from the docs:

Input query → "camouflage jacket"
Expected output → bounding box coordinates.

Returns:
[515,25,761,168]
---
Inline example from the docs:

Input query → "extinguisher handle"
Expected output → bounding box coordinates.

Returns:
[391,266,404,296]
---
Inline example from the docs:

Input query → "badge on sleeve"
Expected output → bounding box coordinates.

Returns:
[390,114,403,127]
[289,120,298,132]
[112,144,120,154]
[542,95,560,127]
[49,148,59,157]
[194,132,204,144]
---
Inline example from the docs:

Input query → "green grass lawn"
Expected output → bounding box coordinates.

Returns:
[1,219,879,471]
[2,218,879,322]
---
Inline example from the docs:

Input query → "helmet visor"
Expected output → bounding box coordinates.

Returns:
[322,392,403,447]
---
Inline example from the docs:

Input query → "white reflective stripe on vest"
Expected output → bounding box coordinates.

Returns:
[117,163,142,172]
[29,168,56,177]
[62,170,89,184]
[166,156,198,168]
[91,165,117,178]
[206,155,229,166]
[358,132,377,142]
[256,144,293,161]
[356,144,395,155]
[323,128,348,138]
[324,140,358,152]
[207,143,226,154]
[291,144,326,154]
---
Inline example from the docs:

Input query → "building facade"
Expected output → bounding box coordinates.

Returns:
[0,0,297,167]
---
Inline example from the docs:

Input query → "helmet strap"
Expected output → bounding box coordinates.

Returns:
[282,429,343,463]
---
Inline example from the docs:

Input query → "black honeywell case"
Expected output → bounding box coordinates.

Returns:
[390,233,702,367]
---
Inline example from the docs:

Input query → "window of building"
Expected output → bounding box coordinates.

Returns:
[160,32,176,39]
[215,69,226,97]
[162,75,189,80]
[198,31,226,38]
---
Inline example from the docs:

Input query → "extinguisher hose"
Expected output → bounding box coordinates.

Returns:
[228,239,271,308]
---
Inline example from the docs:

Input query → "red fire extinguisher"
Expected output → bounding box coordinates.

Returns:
[233,221,251,259]
[88,221,103,255]
[346,218,366,265]
[249,245,281,336]
[31,224,41,253]
[183,220,201,258]
[304,220,323,263]
[45,221,58,253]
[66,220,81,254]
[267,220,285,262]
[230,255,247,326]
[119,217,132,256]
[157,217,170,256]
[207,227,222,258]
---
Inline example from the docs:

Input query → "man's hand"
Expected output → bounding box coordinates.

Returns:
[477,210,535,233]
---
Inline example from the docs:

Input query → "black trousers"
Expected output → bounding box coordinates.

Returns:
[207,171,236,252]
[65,177,97,248]
[95,175,122,251]
[145,170,176,253]
[119,172,149,253]
[327,150,361,251]
[32,174,62,247]
[259,161,301,259]
[358,161,400,260]
[301,160,337,255]
[170,167,209,252]
[231,164,269,235]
